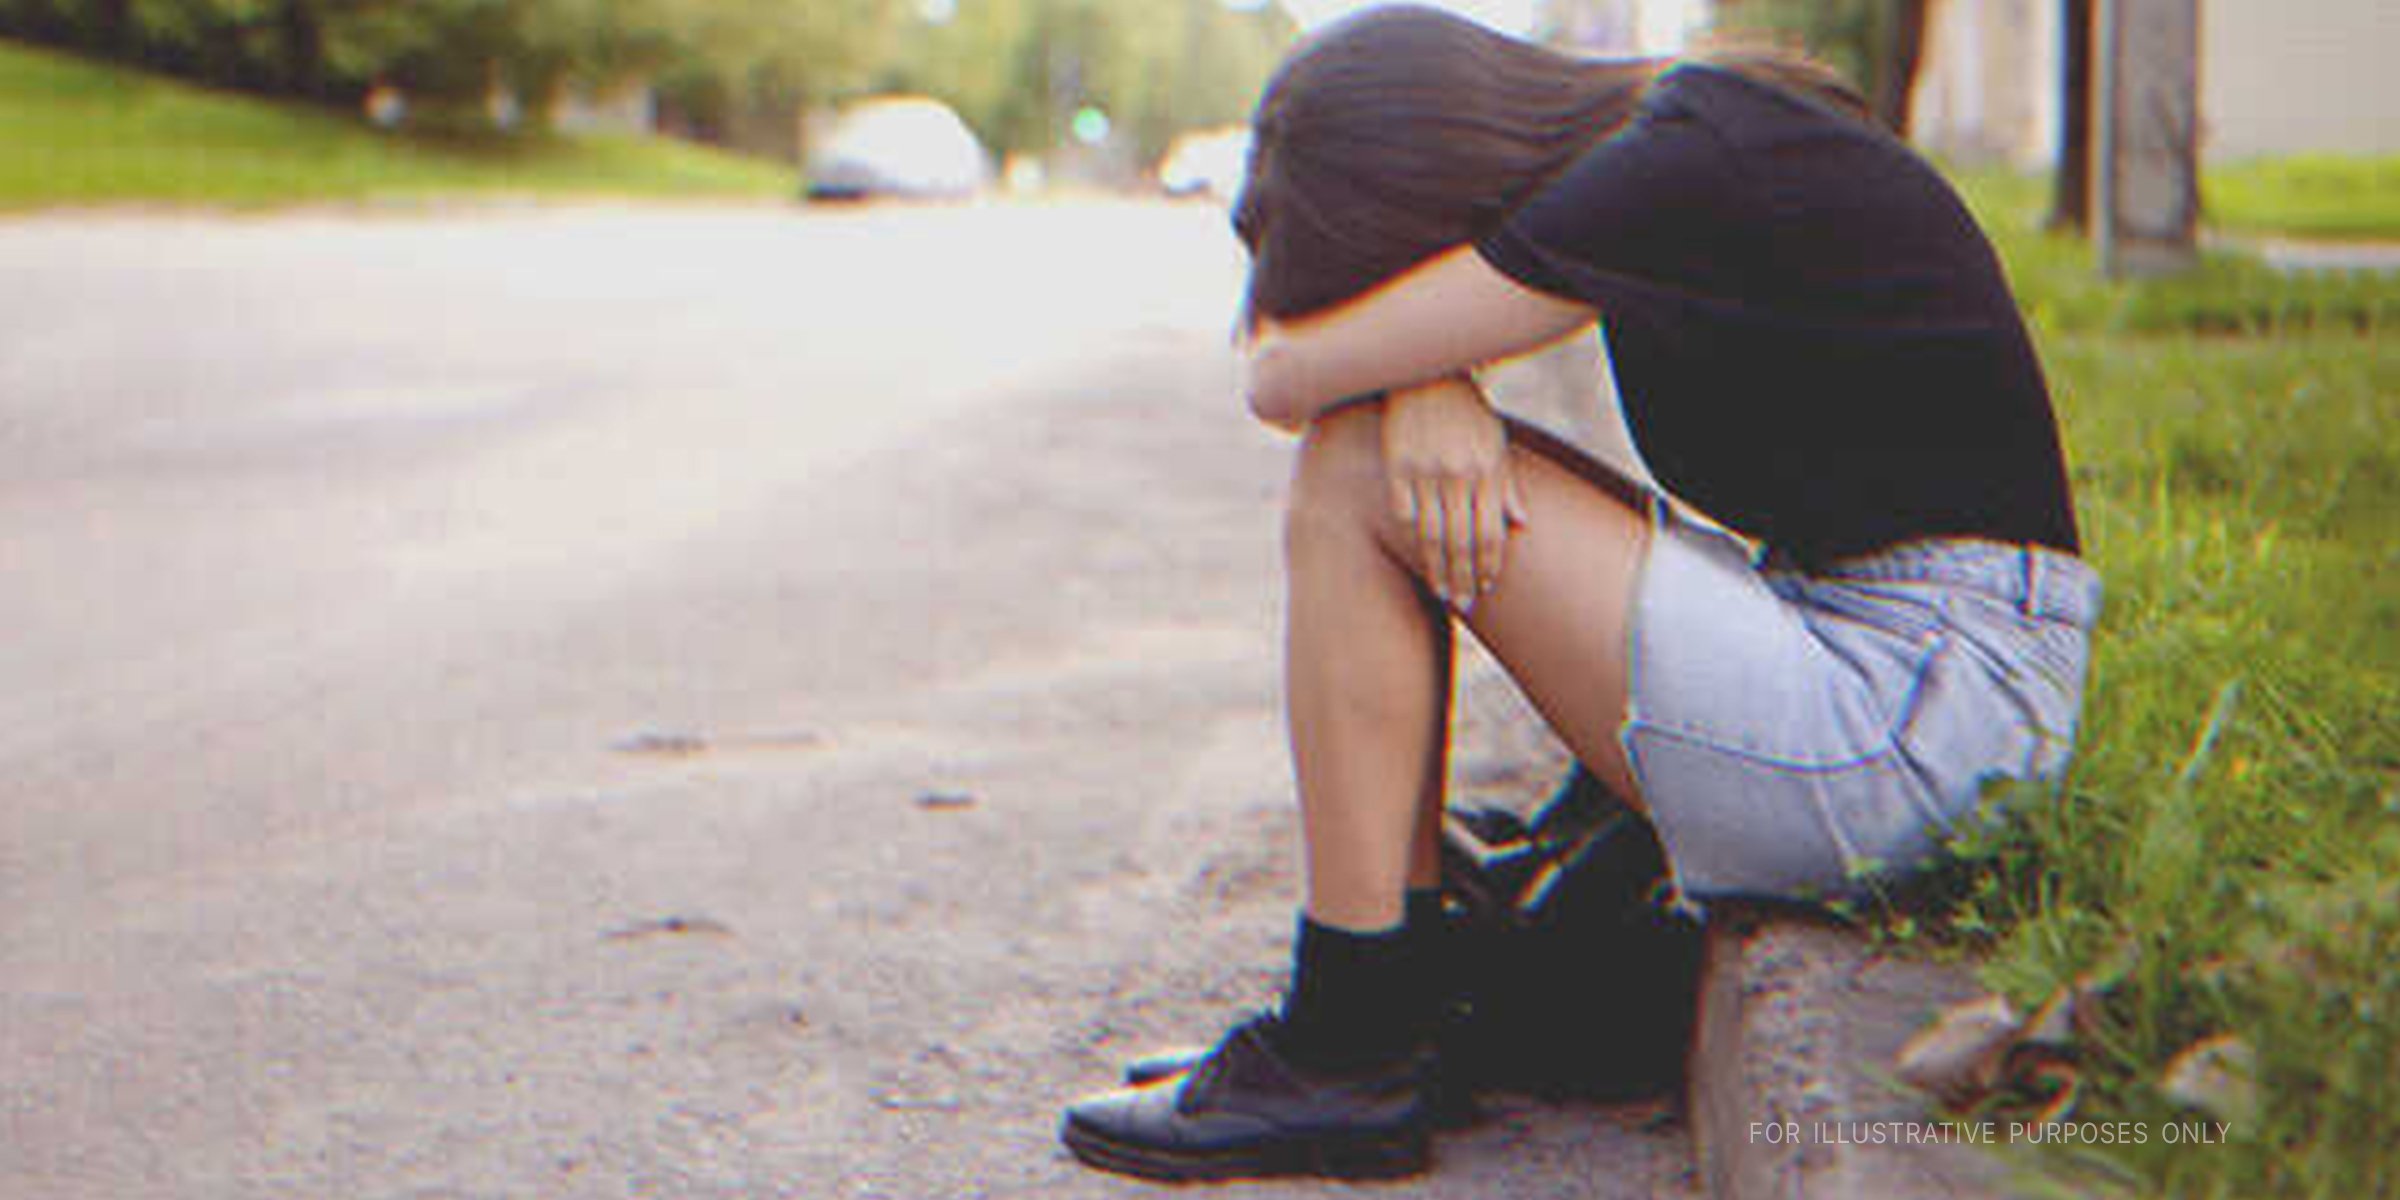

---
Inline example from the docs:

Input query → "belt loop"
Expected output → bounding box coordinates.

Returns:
[2020,546,2039,618]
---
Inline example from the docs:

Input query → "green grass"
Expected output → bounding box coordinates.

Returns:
[1957,171,2398,337]
[0,37,794,209]
[2205,154,2400,242]
[1914,174,2400,1199]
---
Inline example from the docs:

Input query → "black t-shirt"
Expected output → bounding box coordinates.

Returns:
[1474,63,2079,568]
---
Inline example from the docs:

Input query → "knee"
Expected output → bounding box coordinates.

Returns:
[1284,406,1390,555]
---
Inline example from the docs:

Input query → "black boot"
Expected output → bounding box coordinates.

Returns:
[1063,916,1437,1181]
[1060,1013,1433,1182]
[1118,891,1452,1087]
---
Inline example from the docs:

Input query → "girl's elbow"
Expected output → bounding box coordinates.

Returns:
[1240,354,1290,423]
[1241,338,1315,426]
[1247,383,1298,425]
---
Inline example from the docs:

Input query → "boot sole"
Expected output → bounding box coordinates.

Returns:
[1124,1058,1481,1131]
[1061,1115,1431,1182]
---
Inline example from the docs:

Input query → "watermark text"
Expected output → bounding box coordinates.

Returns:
[1747,1120,2235,1147]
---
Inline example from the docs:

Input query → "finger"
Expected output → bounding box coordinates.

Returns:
[1442,479,1477,610]
[1414,481,1448,602]
[1391,470,1418,536]
[1505,461,1532,529]
[1475,478,1507,596]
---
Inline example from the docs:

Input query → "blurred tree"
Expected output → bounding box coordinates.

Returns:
[0,0,82,50]
[881,0,1288,164]
[91,0,127,50]
[1711,0,1928,133]
[1115,0,1290,163]
[2047,0,2093,232]
[1,0,1288,159]
[649,0,902,156]
[275,0,320,97]
[0,0,160,60]
[1875,0,1924,132]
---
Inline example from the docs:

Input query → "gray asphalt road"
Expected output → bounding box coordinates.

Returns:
[0,203,1694,1198]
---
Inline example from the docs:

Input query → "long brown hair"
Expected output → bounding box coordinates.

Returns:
[1234,5,1865,324]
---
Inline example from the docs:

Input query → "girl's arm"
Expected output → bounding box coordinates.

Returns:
[1243,243,1595,427]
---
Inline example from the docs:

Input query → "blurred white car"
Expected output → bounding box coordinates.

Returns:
[806,97,991,201]
[1157,126,1251,203]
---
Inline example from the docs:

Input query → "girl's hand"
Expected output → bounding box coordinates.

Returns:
[1382,376,1528,611]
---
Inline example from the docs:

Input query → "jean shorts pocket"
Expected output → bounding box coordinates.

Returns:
[1786,576,1947,646]
[1625,531,2097,904]
[1944,590,2089,696]
[1627,723,1953,901]
[1894,632,2071,822]
[2019,616,2094,704]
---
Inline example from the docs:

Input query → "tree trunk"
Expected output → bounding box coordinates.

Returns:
[1872,0,1930,135]
[2048,0,2095,233]
[93,0,133,54]
[2094,0,2200,274]
[279,0,325,100]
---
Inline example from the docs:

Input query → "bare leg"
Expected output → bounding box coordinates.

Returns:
[1283,412,1455,931]
[1057,404,1660,1182]
[1283,406,1652,931]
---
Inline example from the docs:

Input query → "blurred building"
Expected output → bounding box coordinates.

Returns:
[1914,0,2400,166]
[1913,0,2058,165]
[1543,0,1705,52]
[1543,0,1645,50]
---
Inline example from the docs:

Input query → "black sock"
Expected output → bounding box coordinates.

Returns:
[1404,888,1446,947]
[1273,914,1420,1072]
[1404,887,1452,1020]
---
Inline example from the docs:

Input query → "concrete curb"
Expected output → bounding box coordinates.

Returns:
[1687,906,2031,1200]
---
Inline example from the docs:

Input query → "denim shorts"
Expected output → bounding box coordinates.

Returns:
[1621,502,2102,905]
